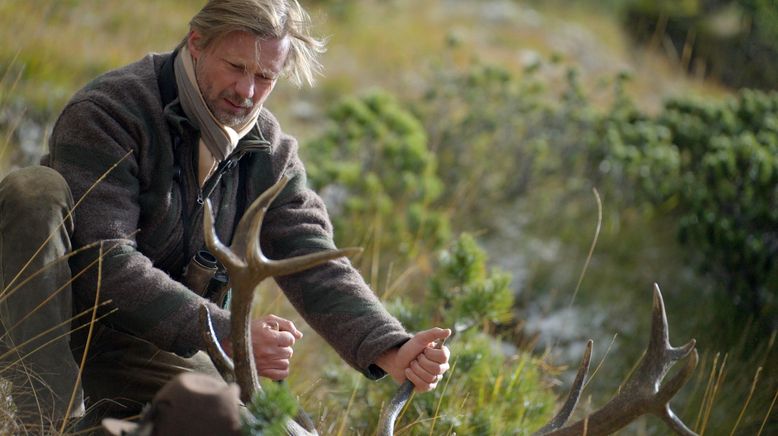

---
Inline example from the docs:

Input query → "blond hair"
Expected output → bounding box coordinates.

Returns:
[188,0,326,86]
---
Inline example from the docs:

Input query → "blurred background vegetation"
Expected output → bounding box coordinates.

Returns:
[1,0,775,434]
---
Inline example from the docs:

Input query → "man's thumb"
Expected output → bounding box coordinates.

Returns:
[412,327,452,347]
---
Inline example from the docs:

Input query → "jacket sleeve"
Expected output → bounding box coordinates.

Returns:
[253,121,412,379]
[47,98,230,357]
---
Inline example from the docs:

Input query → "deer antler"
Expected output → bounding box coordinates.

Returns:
[198,176,698,436]
[535,284,699,435]
[199,175,361,433]
[533,340,594,435]
[376,338,448,436]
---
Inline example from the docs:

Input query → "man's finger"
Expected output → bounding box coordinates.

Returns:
[404,367,436,393]
[256,345,294,360]
[258,358,291,370]
[262,319,280,330]
[256,326,296,347]
[422,345,450,364]
[265,314,303,339]
[259,368,290,381]
[409,359,438,384]
[416,352,448,375]
[394,327,452,375]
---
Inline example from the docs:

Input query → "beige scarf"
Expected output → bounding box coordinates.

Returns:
[174,46,260,186]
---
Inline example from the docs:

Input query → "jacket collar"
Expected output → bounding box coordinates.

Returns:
[158,46,180,109]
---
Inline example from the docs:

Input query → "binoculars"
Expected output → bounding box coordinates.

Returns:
[181,249,230,307]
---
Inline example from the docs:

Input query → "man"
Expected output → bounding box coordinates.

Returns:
[0,0,450,432]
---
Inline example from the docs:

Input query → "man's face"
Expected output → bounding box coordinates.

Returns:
[187,30,290,127]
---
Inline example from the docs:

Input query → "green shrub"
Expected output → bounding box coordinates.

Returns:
[319,331,555,435]
[419,54,776,333]
[417,61,604,227]
[242,382,298,436]
[390,232,514,335]
[316,233,554,435]
[586,88,778,333]
[304,91,449,271]
[660,91,778,327]
[593,89,777,326]
[420,62,544,204]
[426,233,514,331]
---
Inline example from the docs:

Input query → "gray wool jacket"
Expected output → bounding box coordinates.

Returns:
[43,49,410,378]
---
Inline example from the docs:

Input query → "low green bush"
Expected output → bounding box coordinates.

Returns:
[242,382,298,436]
[411,56,775,432]
[317,233,555,435]
[304,91,449,271]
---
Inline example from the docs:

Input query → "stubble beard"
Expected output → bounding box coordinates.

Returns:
[207,88,254,128]
[195,62,255,128]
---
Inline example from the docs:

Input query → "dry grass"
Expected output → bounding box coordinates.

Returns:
[0,0,196,113]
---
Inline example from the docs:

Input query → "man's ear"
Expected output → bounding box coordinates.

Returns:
[187,30,204,60]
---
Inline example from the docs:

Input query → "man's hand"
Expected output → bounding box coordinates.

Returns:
[375,327,452,393]
[220,314,303,381]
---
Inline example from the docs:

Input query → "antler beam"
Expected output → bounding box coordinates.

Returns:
[199,176,361,434]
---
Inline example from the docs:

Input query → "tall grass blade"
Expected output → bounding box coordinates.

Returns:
[569,187,602,306]
[428,359,456,436]
[756,388,777,436]
[0,48,22,93]
[700,353,728,435]
[0,239,105,305]
[681,351,707,421]
[584,333,617,390]
[60,242,105,433]
[695,352,719,432]
[0,239,120,338]
[0,107,26,166]
[506,354,526,393]
[336,380,360,436]
[370,210,382,290]
[0,150,132,296]
[728,366,762,436]
[0,302,112,365]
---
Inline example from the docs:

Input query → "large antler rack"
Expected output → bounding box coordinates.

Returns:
[199,176,361,435]
[534,284,699,436]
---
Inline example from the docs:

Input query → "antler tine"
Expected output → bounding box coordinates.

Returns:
[239,181,363,277]
[629,285,695,393]
[533,340,593,435]
[662,409,697,436]
[654,351,699,436]
[648,283,672,356]
[203,199,243,270]
[246,193,268,270]
[233,175,291,256]
[660,372,698,436]
[265,247,364,278]
[656,348,698,405]
[652,284,695,361]
[199,304,236,383]
[242,180,364,278]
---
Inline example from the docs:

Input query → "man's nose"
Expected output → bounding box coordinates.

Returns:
[235,74,255,100]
